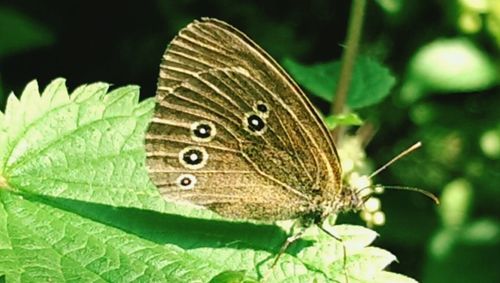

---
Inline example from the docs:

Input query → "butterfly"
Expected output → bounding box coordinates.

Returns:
[145,18,363,235]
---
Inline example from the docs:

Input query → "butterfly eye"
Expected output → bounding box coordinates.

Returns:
[244,113,266,135]
[176,174,197,190]
[179,146,208,169]
[191,120,216,142]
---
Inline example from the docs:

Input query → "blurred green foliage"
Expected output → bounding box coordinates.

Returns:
[284,56,396,108]
[0,0,498,282]
[401,38,498,102]
[0,6,54,58]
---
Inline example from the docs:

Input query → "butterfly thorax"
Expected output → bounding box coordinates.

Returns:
[300,186,364,226]
[338,186,364,213]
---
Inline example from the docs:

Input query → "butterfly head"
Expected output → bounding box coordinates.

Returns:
[302,186,365,226]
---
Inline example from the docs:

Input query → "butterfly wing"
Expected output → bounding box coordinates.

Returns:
[146,18,342,220]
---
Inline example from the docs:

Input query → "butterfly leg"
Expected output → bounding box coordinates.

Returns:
[319,225,350,283]
[271,227,306,267]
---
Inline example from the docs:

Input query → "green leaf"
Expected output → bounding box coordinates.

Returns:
[189,246,330,282]
[209,270,258,283]
[324,113,363,129]
[0,79,417,282]
[0,78,218,219]
[283,58,338,102]
[0,191,221,282]
[295,225,405,283]
[0,200,9,250]
[0,192,326,282]
[283,56,396,109]
[0,6,55,58]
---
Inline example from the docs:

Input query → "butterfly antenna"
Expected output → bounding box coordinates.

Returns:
[368,141,422,179]
[380,185,440,204]
[359,142,439,205]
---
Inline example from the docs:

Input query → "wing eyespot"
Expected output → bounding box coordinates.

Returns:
[243,112,267,135]
[179,146,208,169]
[176,174,197,190]
[191,120,216,142]
[254,100,270,118]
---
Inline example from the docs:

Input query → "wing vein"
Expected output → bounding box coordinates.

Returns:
[239,71,328,188]
[157,99,240,141]
[146,133,239,153]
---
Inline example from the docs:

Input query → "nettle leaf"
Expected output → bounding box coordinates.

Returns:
[209,270,259,283]
[0,191,220,282]
[0,79,416,282]
[292,225,413,283]
[0,78,216,219]
[283,56,396,109]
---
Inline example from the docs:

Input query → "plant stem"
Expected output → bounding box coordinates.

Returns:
[331,0,367,140]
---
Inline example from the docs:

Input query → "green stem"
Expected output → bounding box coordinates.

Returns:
[331,0,367,140]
